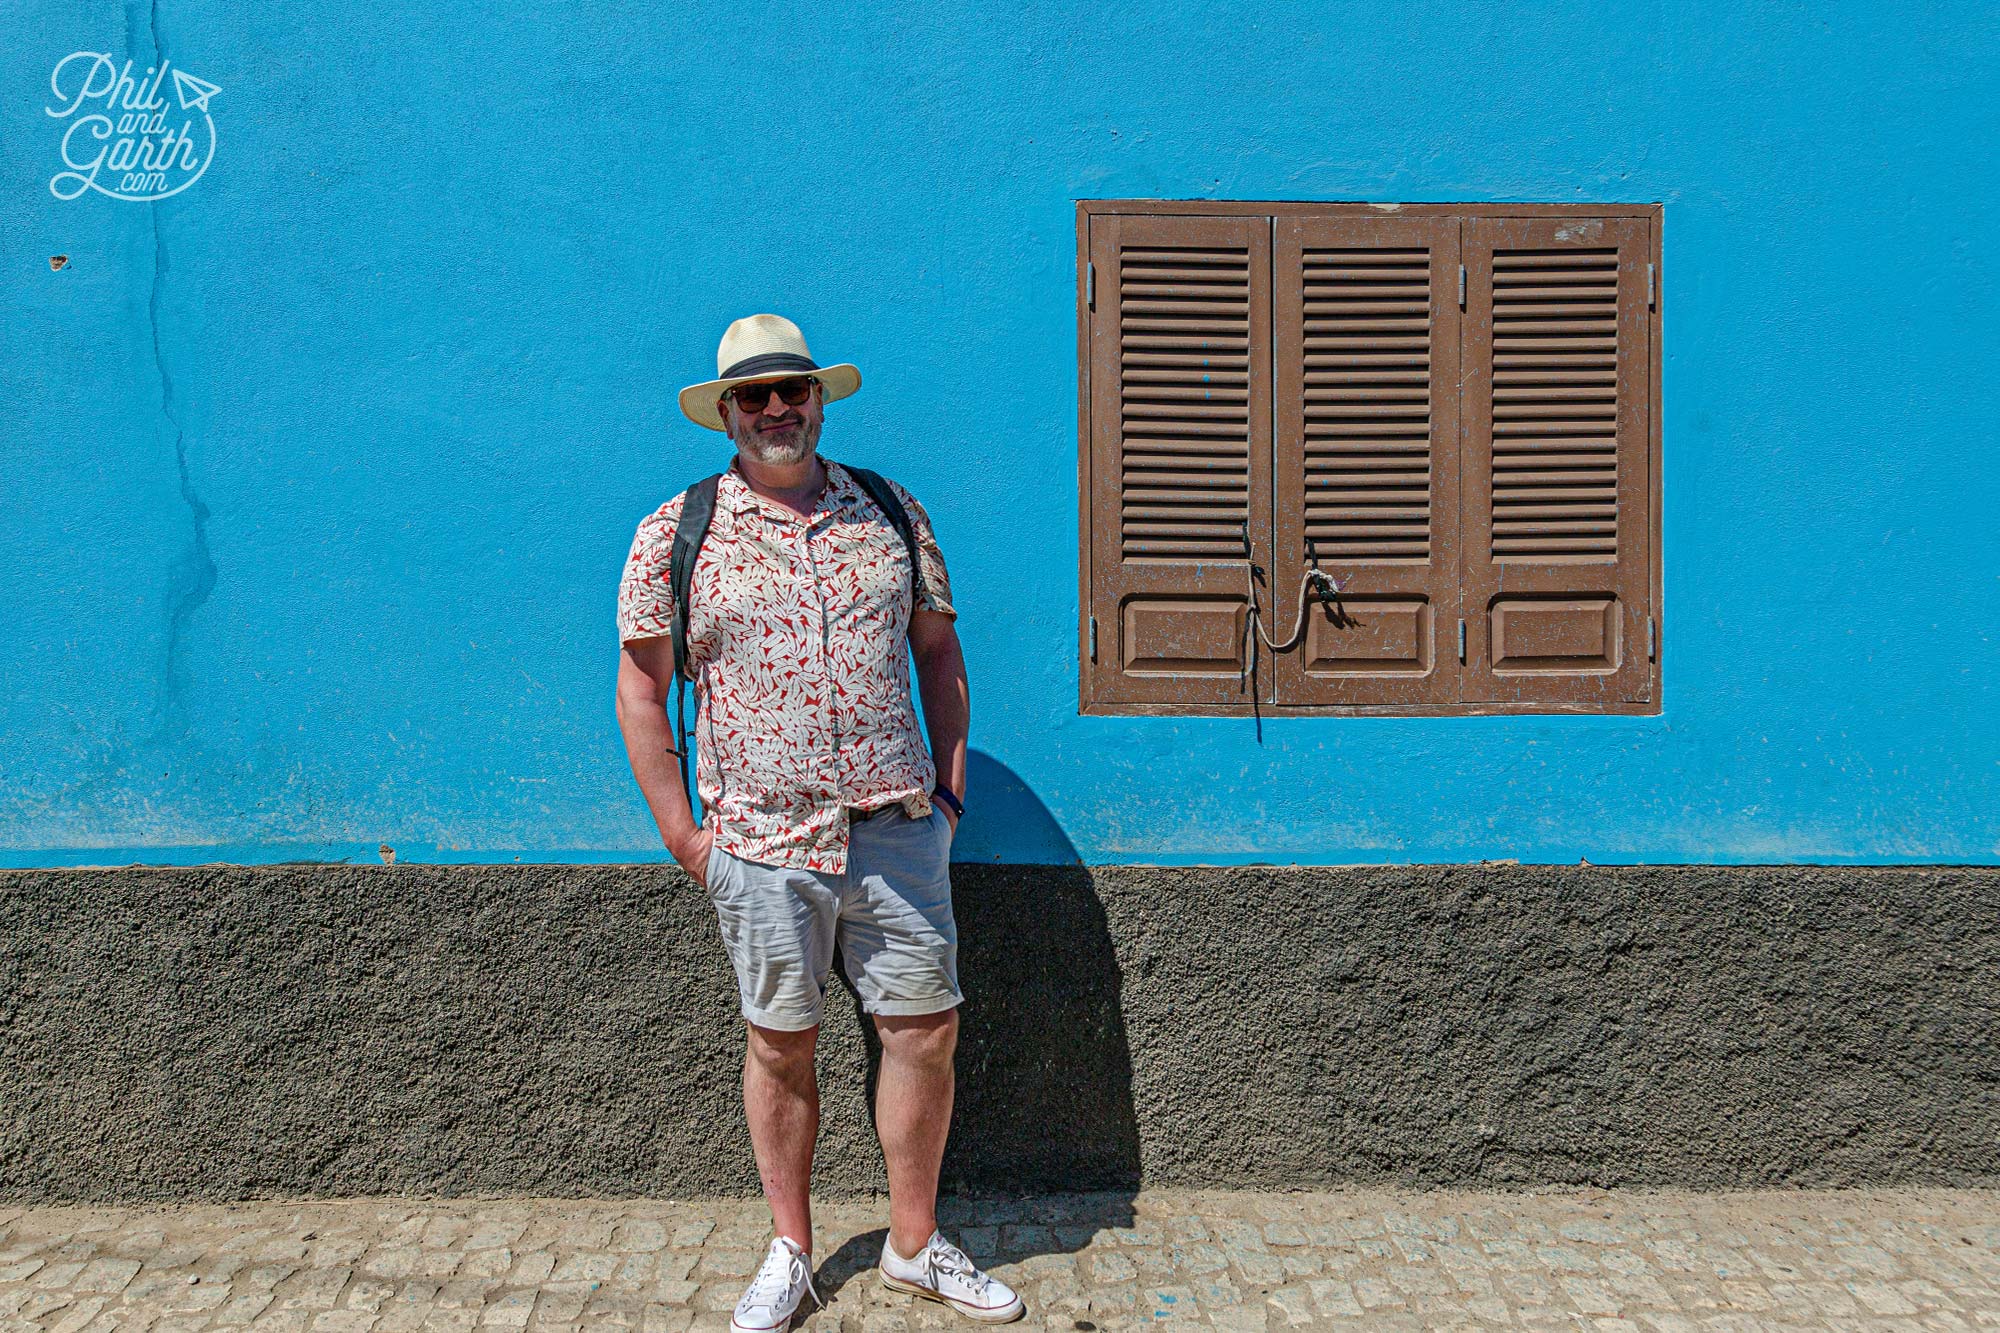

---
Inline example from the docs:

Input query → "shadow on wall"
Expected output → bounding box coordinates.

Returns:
[845,751,1138,1200]
[938,750,1085,866]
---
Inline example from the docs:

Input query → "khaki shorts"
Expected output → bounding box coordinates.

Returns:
[703,802,962,1032]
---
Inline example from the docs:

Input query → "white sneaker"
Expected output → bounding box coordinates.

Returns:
[731,1235,818,1333]
[878,1230,1025,1323]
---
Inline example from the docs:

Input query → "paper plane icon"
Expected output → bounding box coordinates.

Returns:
[172,68,220,113]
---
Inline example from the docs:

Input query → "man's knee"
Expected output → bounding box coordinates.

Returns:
[874,1008,959,1067]
[746,1021,819,1078]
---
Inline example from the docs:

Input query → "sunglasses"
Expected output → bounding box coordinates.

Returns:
[726,376,817,413]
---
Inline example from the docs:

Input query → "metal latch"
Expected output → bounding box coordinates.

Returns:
[1087,261,1095,311]
[1647,262,1655,310]
[1089,615,1098,662]
[1458,618,1467,663]
[1458,264,1466,309]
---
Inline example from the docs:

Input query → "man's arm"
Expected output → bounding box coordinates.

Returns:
[615,635,705,872]
[908,608,969,827]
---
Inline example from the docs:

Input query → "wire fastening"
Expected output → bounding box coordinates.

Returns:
[1236,521,1347,694]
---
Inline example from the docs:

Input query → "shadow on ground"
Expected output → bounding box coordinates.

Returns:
[821,753,1138,1295]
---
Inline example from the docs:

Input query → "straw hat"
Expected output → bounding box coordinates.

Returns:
[678,314,861,431]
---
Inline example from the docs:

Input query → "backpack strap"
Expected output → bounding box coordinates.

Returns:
[669,475,721,686]
[838,460,930,611]
[666,474,722,811]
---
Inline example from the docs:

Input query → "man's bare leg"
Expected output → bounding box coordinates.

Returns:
[872,1008,959,1259]
[744,1021,819,1253]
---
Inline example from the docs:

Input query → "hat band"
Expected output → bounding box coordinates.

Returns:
[720,352,819,381]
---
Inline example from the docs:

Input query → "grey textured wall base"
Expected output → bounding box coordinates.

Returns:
[2,864,1994,1204]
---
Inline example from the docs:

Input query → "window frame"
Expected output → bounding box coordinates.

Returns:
[1077,199,1665,718]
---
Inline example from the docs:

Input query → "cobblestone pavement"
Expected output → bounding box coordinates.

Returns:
[0,1188,1994,1332]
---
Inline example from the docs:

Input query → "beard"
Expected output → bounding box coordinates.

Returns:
[737,420,815,466]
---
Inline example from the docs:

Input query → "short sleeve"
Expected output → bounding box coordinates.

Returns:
[617,499,682,642]
[886,479,955,619]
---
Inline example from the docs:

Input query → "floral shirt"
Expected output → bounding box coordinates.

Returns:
[617,455,955,873]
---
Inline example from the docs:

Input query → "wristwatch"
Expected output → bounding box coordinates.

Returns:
[930,783,964,820]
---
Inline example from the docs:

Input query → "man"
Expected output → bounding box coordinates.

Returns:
[614,314,1023,1330]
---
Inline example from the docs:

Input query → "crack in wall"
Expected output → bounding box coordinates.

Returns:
[139,0,217,737]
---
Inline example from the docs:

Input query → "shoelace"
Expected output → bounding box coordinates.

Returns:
[743,1242,820,1311]
[927,1236,994,1297]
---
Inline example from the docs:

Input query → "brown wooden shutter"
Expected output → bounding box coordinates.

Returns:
[1083,213,1274,708]
[1459,216,1654,705]
[1271,215,1464,706]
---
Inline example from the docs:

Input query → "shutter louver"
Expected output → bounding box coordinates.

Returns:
[1489,247,1621,558]
[1118,243,1254,561]
[1084,214,1274,707]
[1460,216,1654,705]
[1273,215,1464,706]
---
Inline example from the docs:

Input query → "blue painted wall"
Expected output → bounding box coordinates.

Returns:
[3,1,1995,866]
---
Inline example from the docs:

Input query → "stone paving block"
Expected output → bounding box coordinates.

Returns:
[1308,1277,1364,1317]
[548,1253,618,1283]
[513,1252,556,1285]
[1854,1279,1927,1315]
[414,1248,462,1279]
[652,1253,695,1283]
[1564,1274,1625,1315]
[420,1219,467,1251]
[466,1222,529,1251]
[1206,1303,1267,1331]
[554,1220,616,1251]
[308,1313,377,1332]
[34,1262,86,1289]
[1088,1250,1136,1284]
[478,1289,534,1327]
[612,1221,668,1255]
[651,1278,697,1304]
[47,1296,106,1333]
[166,1279,232,1312]
[1351,1275,1406,1309]
[664,1222,713,1253]
[248,1312,310,1333]
[1538,1243,1601,1272]
[1142,1285,1200,1322]
[281,1267,349,1311]
[639,1306,692,1333]
[359,1248,418,1281]
[1232,1251,1286,1286]
[215,1291,279,1325]
[1385,1265,1450,1297]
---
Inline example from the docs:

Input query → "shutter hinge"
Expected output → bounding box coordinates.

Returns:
[1646,615,1656,661]
[1647,262,1655,310]
[1457,617,1467,664]
[1087,261,1095,311]
[1089,615,1098,662]
[1458,263,1466,309]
